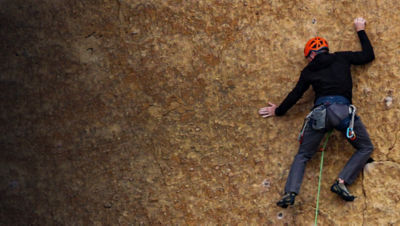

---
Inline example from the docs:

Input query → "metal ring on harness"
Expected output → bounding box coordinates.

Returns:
[346,128,356,141]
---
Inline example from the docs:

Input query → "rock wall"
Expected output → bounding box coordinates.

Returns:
[1,0,399,225]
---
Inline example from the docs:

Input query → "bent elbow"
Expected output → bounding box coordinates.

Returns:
[362,51,375,63]
[364,46,375,62]
[368,51,375,62]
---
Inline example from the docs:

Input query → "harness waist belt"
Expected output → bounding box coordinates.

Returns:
[315,95,350,106]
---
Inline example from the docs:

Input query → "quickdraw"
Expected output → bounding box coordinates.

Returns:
[298,111,313,144]
[346,105,357,141]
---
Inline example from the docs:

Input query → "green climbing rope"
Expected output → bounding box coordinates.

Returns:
[314,130,333,226]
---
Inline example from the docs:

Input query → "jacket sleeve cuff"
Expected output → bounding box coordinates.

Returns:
[357,30,366,36]
[274,106,285,116]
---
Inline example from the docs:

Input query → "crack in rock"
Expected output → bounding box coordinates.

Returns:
[362,171,367,226]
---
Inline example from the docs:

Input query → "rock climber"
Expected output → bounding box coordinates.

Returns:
[258,17,375,208]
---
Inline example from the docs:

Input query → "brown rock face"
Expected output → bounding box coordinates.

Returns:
[1,0,399,225]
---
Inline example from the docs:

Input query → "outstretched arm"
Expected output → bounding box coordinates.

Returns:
[259,72,310,117]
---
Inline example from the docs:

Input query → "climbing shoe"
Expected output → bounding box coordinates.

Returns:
[330,180,355,201]
[276,192,296,208]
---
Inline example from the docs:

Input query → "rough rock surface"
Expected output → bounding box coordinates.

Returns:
[1,0,399,225]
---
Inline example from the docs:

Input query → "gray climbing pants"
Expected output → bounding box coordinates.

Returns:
[284,104,374,194]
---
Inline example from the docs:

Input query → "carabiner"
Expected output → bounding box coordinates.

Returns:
[346,128,356,141]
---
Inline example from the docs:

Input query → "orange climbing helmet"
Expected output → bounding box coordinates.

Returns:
[304,37,329,58]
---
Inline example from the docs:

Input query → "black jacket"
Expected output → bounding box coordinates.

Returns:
[275,30,375,116]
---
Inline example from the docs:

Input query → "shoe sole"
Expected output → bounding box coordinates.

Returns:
[277,203,289,208]
[330,185,355,201]
[276,199,294,208]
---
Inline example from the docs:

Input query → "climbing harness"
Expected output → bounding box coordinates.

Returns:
[314,130,333,226]
[346,105,357,141]
[300,104,357,144]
